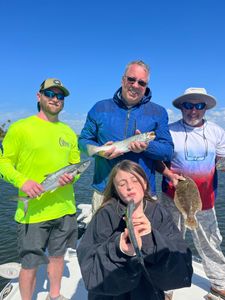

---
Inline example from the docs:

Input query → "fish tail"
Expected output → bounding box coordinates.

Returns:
[86,144,99,156]
[23,200,29,216]
[18,197,29,216]
[185,216,198,230]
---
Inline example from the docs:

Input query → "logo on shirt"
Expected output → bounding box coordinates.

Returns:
[59,137,70,148]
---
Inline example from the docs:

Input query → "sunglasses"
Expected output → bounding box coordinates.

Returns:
[42,90,65,101]
[125,76,147,87]
[182,102,206,110]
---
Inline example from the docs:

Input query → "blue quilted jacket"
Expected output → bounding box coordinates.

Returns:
[78,87,173,195]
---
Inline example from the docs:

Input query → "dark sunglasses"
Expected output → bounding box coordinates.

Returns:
[125,76,147,87]
[182,102,206,110]
[42,90,65,101]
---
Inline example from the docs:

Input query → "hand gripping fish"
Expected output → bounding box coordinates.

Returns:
[174,176,202,230]
[20,160,91,215]
[87,132,155,156]
[41,160,91,192]
[126,200,160,300]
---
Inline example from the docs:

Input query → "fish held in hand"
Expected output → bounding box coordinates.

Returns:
[41,160,91,191]
[126,200,144,264]
[19,160,91,215]
[86,132,155,157]
[174,177,202,230]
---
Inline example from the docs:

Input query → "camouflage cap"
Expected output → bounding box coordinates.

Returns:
[39,78,70,96]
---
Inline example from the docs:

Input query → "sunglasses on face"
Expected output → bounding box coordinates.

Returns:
[125,76,147,87]
[182,102,206,110]
[42,90,65,101]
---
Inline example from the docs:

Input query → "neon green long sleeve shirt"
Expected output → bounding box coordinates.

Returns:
[0,116,80,223]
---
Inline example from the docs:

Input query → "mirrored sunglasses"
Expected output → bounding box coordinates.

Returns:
[182,102,206,110]
[42,90,65,101]
[126,76,147,87]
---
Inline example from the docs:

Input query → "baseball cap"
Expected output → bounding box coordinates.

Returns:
[39,78,69,97]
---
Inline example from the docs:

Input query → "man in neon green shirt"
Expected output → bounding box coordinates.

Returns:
[0,78,80,300]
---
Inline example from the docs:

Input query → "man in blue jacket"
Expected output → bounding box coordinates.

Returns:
[79,60,173,213]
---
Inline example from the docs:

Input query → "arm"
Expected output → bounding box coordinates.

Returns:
[128,109,174,160]
[78,108,100,156]
[155,160,185,187]
[79,108,124,160]
[77,207,142,295]
[0,124,44,196]
[0,124,30,188]
[144,108,174,161]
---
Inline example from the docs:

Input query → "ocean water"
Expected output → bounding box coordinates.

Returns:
[0,158,224,291]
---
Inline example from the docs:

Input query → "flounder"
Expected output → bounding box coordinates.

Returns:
[174,176,202,230]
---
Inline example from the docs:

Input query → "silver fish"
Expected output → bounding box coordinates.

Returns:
[216,157,225,171]
[174,177,202,230]
[87,132,155,157]
[41,160,91,191]
[20,160,91,214]
[126,200,144,264]
[126,200,154,286]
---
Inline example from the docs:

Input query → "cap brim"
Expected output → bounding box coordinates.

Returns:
[172,93,216,110]
[58,86,70,97]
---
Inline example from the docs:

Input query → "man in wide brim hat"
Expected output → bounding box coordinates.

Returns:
[161,86,225,300]
[172,87,216,110]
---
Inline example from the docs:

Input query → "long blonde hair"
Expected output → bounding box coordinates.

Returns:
[100,160,154,210]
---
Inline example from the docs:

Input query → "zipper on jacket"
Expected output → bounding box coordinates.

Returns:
[124,109,131,138]
[124,109,137,138]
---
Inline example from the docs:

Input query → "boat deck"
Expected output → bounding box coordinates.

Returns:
[0,249,211,300]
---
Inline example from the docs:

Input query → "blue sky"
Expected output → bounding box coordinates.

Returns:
[1,0,225,133]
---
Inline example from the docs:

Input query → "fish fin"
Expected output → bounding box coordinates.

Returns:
[18,197,32,216]
[43,173,52,177]
[23,199,29,216]
[98,150,106,157]
[185,217,198,230]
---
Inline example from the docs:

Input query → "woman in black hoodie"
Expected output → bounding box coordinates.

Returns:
[77,160,193,300]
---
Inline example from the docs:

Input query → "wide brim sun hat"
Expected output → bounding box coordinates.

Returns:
[172,87,216,110]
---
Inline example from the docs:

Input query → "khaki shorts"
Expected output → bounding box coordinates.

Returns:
[17,214,77,269]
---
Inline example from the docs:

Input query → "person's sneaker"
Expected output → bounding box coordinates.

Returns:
[45,294,70,300]
[210,287,225,299]
[164,292,173,300]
